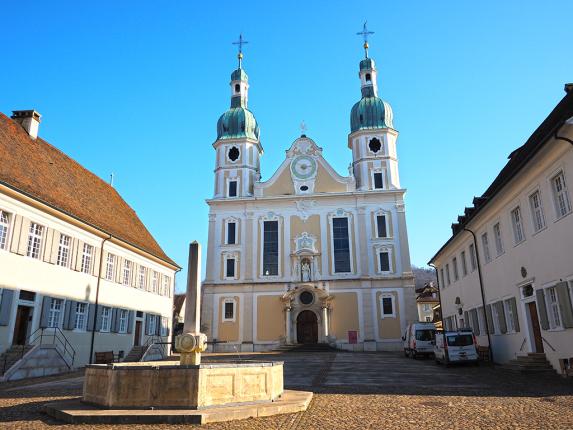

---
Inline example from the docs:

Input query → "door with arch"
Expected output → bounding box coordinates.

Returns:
[296,310,318,344]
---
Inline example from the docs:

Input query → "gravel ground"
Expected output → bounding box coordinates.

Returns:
[1,351,572,429]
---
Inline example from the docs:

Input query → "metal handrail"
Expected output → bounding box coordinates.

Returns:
[519,338,527,352]
[542,337,556,352]
[140,335,167,361]
[27,327,76,369]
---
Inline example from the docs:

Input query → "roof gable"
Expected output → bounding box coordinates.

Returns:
[0,113,177,268]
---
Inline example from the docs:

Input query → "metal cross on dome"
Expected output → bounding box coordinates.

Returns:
[300,120,307,136]
[356,21,374,58]
[232,34,249,68]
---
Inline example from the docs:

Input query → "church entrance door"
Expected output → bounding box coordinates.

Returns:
[296,310,318,344]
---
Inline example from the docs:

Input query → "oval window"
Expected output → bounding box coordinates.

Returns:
[300,185,309,191]
[300,291,314,305]
[228,146,240,161]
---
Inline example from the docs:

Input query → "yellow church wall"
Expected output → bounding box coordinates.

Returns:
[376,291,401,339]
[330,292,359,341]
[217,296,240,342]
[256,295,285,341]
[290,215,321,251]
[262,167,294,196]
[314,164,346,193]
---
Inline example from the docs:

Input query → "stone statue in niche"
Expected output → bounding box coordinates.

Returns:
[301,260,311,282]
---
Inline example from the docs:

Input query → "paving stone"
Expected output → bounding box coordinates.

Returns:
[0,351,572,429]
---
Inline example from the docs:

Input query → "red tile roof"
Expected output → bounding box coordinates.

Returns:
[0,113,178,268]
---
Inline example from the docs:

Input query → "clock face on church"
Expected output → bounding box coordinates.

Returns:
[290,156,317,180]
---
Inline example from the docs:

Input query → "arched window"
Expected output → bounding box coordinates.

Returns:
[365,73,371,82]
[234,84,240,93]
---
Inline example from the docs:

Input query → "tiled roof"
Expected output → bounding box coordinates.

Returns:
[0,113,178,268]
[173,294,185,314]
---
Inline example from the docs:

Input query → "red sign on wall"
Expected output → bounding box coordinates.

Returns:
[348,330,358,344]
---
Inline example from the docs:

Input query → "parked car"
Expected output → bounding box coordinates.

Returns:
[402,322,436,358]
[434,329,479,366]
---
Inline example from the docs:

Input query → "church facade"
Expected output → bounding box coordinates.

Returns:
[202,42,416,352]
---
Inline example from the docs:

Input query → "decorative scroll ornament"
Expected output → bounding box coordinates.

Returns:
[295,200,317,221]
[295,232,317,254]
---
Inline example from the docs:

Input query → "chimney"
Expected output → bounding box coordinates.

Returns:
[11,110,41,139]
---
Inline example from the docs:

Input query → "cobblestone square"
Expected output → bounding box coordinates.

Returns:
[1,351,573,429]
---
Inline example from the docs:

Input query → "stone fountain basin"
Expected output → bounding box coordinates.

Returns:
[83,360,284,410]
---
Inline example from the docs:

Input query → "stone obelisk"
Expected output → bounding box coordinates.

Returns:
[176,241,208,365]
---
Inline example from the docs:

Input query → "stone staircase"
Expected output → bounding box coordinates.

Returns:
[0,345,35,376]
[499,353,556,375]
[122,346,146,363]
[276,343,337,353]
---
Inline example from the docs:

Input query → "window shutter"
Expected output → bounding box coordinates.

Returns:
[470,309,480,335]
[87,304,96,331]
[536,289,550,330]
[63,300,73,330]
[95,306,104,331]
[17,218,31,255]
[495,301,507,334]
[93,247,101,277]
[477,307,485,336]
[110,308,118,333]
[74,240,83,271]
[509,297,520,332]
[9,215,22,253]
[555,281,573,328]
[42,228,54,262]
[40,296,52,328]
[0,289,15,326]
[485,304,494,334]
[156,315,161,336]
[463,311,469,328]
[127,310,135,333]
[115,257,123,283]
[50,231,60,264]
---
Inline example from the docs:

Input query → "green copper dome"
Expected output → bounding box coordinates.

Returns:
[350,97,393,132]
[217,107,260,140]
[359,57,375,71]
[231,68,248,82]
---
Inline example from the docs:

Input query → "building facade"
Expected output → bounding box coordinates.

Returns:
[202,44,416,352]
[429,85,573,374]
[0,110,179,376]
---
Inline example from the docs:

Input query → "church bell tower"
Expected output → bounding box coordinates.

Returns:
[348,23,400,192]
[213,34,263,199]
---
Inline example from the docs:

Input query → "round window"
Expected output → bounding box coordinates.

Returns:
[368,138,381,153]
[299,291,314,305]
[300,185,309,191]
[228,146,240,161]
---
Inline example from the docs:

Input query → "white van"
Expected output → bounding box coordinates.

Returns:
[402,322,436,358]
[434,329,479,366]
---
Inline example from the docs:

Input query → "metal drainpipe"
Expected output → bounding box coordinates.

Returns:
[89,235,112,364]
[428,263,443,327]
[463,227,494,363]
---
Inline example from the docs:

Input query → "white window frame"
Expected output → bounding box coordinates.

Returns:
[160,316,168,336]
[100,306,112,332]
[259,213,283,278]
[460,251,468,277]
[122,260,132,286]
[163,275,171,297]
[81,243,93,274]
[56,234,71,268]
[529,190,546,233]
[545,287,562,330]
[105,253,115,281]
[481,232,491,263]
[118,309,129,334]
[493,222,504,256]
[222,298,237,322]
[510,206,525,245]
[374,211,390,238]
[379,294,396,319]
[27,222,44,259]
[0,210,11,251]
[551,170,572,219]
[225,219,238,245]
[445,263,451,285]
[74,302,88,331]
[146,314,157,335]
[503,299,516,334]
[223,252,239,280]
[227,177,239,198]
[469,243,477,271]
[48,298,64,328]
[138,266,147,290]
[452,257,459,281]
[376,247,392,274]
[371,169,384,190]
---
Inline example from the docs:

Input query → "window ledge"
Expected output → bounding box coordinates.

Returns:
[531,226,547,237]
[554,211,572,223]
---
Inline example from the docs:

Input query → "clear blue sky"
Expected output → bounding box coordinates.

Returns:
[1,1,572,292]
